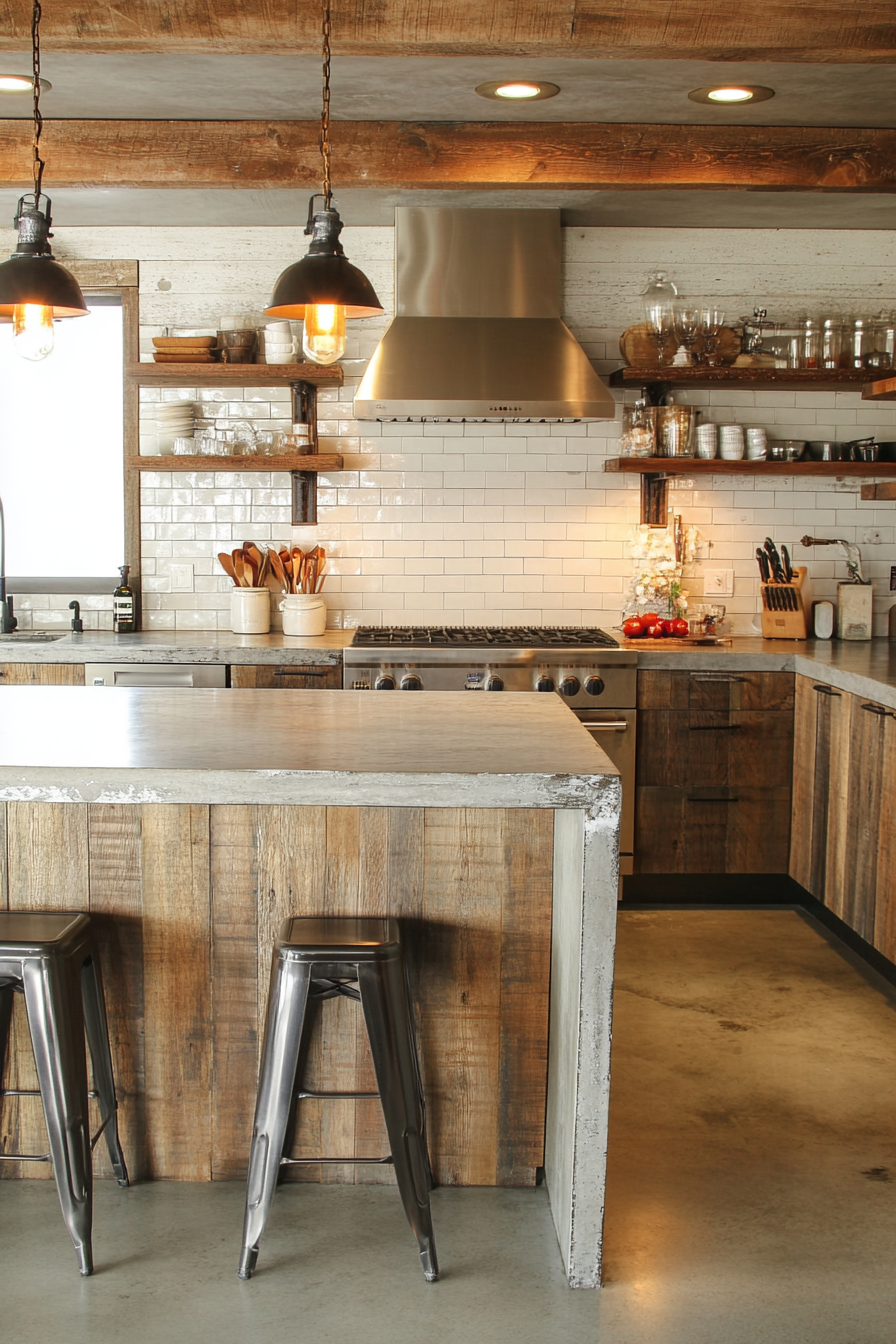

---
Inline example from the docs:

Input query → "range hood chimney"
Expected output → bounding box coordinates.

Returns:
[354,207,615,422]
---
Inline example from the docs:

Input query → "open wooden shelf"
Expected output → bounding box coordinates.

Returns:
[608,366,874,391]
[863,376,896,402]
[129,453,344,473]
[127,362,343,387]
[605,457,896,477]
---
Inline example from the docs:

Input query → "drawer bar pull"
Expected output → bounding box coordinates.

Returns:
[861,702,896,719]
[687,797,741,804]
[273,669,329,677]
[813,684,842,697]
[688,724,741,732]
[584,722,628,733]
[689,674,748,683]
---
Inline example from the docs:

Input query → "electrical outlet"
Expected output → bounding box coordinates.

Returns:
[704,568,734,598]
[861,529,883,545]
[169,563,193,591]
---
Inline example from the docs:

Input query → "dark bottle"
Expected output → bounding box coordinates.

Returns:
[113,565,136,634]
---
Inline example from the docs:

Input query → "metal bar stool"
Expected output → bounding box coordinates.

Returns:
[0,911,129,1276]
[238,916,438,1283]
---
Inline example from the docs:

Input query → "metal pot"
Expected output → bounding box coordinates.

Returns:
[806,440,843,461]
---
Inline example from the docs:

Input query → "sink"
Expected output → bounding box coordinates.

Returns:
[0,632,67,642]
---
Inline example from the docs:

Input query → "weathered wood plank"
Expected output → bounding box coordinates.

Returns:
[423,809,503,1187]
[2,121,895,192]
[2,802,89,1180]
[0,2,890,61]
[0,664,85,686]
[86,805,147,1182]
[230,665,342,690]
[140,805,211,1180]
[209,806,259,1180]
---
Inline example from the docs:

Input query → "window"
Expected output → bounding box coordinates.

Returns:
[0,294,124,591]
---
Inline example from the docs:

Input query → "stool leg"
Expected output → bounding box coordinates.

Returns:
[358,955,439,1283]
[80,948,129,1188]
[22,955,94,1276]
[238,955,311,1280]
[0,982,14,1093]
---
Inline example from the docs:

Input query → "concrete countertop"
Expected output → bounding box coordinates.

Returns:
[0,629,352,665]
[0,687,621,812]
[634,637,896,711]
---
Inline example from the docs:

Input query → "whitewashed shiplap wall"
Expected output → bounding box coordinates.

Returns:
[7,223,896,635]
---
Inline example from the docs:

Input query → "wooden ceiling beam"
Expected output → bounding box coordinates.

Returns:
[0,121,894,192]
[0,2,892,62]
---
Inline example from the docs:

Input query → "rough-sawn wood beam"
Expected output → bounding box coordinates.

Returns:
[0,1,892,62]
[0,121,894,192]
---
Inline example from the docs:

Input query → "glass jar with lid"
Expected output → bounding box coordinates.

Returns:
[619,398,657,457]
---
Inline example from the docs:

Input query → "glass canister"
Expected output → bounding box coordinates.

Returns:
[619,399,657,457]
[641,271,679,364]
[799,316,820,369]
[656,404,697,457]
[821,317,846,370]
[862,313,894,371]
[851,316,873,368]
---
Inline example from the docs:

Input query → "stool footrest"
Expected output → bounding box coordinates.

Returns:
[280,1155,394,1166]
[296,1090,380,1100]
[0,1151,50,1162]
[1,1088,98,1098]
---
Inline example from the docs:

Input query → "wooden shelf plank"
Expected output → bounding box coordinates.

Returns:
[127,362,343,387]
[129,454,344,473]
[862,376,896,402]
[604,457,896,477]
[608,367,874,390]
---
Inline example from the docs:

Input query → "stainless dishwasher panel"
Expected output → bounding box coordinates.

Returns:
[575,708,636,865]
[84,663,227,688]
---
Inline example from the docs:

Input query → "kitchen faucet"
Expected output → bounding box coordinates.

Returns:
[0,495,16,633]
[799,535,868,584]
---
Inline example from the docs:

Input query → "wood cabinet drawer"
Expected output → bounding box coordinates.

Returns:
[0,663,85,686]
[635,786,791,874]
[230,663,341,689]
[637,709,793,788]
[638,669,794,712]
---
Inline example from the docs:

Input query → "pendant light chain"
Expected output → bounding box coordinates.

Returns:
[320,0,332,208]
[31,0,45,201]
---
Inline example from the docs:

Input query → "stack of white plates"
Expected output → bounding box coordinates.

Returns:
[149,400,195,454]
[260,320,295,365]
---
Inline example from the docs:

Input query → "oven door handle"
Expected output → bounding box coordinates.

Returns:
[583,721,629,732]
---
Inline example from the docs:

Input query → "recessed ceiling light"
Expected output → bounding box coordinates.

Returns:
[0,73,51,93]
[475,80,560,102]
[688,84,774,106]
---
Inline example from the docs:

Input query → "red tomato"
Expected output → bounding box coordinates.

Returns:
[641,611,659,627]
[660,619,677,637]
[672,617,689,637]
[645,622,665,639]
[622,617,644,639]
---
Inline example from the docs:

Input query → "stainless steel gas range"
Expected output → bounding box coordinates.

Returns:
[344,626,637,872]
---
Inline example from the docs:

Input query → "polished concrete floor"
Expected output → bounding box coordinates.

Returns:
[2,908,896,1343]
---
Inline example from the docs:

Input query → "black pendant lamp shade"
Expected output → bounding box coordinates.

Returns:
[0,195,89,319]
[264,200,382,320]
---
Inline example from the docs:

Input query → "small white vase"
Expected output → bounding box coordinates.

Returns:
[230,587,271,634]
[280,593,326,636]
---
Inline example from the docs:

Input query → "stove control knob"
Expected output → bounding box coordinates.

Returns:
[400,673,423,691]
[584,674,606,697]
[374,673,396,691]
[535,674,555,693]
[558,675,581,698]
[485,675,505,692]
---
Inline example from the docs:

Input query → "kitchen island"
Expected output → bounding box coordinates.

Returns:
[0,686,620,1289]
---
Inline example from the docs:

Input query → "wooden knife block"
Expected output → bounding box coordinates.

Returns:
[760,565,810,640]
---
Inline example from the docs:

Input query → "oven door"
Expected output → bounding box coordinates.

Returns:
[575,708,636,873]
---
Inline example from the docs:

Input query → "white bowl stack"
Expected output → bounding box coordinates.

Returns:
[260,321,295,365]
[148,401,196,455]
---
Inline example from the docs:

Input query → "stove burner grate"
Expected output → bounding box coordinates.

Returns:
[350,625,620,649]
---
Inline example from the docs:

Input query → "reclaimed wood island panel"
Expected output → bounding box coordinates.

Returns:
[0,686,621,1288]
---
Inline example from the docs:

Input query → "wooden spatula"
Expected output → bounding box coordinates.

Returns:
[218,552,239,586]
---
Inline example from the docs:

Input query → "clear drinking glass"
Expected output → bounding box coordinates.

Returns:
[672,304,701,365]
[698,306,726,366]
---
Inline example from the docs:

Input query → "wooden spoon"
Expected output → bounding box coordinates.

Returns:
[267,548,288,591]
[217,552,239,586]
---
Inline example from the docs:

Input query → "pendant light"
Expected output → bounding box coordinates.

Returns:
[0,1,88,361]
[264,0,382,364]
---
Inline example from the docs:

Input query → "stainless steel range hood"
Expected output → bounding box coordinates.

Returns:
[354,208,615,422]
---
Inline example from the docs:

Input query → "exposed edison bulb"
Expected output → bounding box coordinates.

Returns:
[13,303,55,361]
[302,303,346,365]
